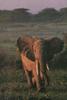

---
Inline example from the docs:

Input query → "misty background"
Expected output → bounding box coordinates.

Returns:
[0,7,67,23]
[0,0,67,22]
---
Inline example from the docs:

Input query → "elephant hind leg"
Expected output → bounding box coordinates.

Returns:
[45,70,50,86]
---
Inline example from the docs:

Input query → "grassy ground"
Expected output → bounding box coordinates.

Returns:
[0,22,67,100]
[0,67,67,100]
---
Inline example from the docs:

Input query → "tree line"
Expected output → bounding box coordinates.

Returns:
[0,8,67,23]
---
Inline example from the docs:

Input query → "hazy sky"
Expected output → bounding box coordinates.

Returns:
[0,0,67,13]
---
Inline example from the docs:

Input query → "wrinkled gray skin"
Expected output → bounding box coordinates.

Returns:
[17,35,64,91]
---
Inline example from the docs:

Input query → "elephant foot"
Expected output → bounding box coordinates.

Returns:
[28,83,33,89]
[45,77,50,86]
[37,84,45,92]
[37,84,42,92]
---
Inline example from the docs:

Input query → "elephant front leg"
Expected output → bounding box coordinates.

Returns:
[33,71,41,91]
[24,69,32,88]
[33,60,41,91]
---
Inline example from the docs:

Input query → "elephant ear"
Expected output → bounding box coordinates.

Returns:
[17,36,34,52]
[17,37,27,52]
[42,37,64,61]
[49,37,64,54]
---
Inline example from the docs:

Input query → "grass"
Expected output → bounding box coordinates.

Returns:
[0,22,67,100]
[0,67,67,100]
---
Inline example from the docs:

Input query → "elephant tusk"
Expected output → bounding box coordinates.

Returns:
[46,63,49,71]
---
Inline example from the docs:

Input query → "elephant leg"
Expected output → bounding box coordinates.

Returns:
[33,60,41,91]
[33,70,41,91]
[21,54,32,88]
[24,68,32,88]
[45,71,50,85]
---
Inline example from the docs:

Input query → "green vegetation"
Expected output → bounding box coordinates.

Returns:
[0,23,67,100]
[0,8,67,23]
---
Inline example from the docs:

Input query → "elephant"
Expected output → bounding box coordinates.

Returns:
[17,35,64,91]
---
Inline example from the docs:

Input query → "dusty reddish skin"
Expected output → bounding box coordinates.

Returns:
[17,36,64,91]
[17,36,49,91]
[21,52,44,85]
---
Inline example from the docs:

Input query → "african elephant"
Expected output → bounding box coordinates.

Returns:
[17,35,64,91]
